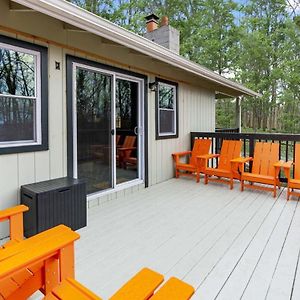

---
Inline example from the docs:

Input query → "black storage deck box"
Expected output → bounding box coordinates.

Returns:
[21,177,86,237]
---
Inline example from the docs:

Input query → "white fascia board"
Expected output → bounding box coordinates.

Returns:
[13,0,261,98]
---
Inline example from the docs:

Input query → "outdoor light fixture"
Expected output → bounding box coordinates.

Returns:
[149,81,157,92]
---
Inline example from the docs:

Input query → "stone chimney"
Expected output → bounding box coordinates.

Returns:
[144,14,180,54]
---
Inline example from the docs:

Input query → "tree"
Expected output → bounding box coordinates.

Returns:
[237,0,290,131]
[279,17,300,133]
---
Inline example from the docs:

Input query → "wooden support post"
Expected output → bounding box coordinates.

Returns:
[59,243,75,280]
[235,96,242,132]
[44,258,59,295]
[9,213,24,242]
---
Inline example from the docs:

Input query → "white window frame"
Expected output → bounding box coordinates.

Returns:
[157,81,177,137]
[0,42,41,148]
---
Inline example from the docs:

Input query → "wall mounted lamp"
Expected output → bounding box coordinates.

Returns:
[149,81,157,92]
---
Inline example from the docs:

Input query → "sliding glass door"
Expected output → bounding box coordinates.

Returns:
[72,62,144,195]
[116,78,139,185]
[75,66,113,194]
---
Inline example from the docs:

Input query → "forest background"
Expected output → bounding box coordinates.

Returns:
[69,0,300,133]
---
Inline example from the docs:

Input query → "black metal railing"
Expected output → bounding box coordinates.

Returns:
[191,131,300,182]
[215,128,239,133]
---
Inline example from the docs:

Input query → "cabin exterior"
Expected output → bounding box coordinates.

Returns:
[0,0,259,238]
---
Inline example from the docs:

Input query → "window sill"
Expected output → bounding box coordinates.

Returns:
[156,133,179,140]
[0,143,49,155]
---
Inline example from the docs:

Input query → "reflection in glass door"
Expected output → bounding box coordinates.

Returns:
[75,66,113,194]
[115,79,139,185]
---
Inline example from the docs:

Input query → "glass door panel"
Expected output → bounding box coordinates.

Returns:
[115,78,139,184]
[76,67,113,194]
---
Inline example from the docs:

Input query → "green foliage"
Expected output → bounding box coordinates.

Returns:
[69,0,300,134]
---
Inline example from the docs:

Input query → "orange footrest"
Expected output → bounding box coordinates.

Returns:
[109,268,164,300]
[150,277,195,300]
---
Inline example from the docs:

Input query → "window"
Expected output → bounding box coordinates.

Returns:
[0,35,48,154]
[156,78,178,139]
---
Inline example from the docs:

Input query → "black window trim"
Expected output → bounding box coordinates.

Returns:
[155,77,179,140]
[0,34,48,155]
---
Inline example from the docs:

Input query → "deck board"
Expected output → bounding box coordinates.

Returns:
[266,201,300,300]
[30,178,300,299]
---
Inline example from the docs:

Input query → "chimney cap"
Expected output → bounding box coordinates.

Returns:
[145,14,159,23]
[161,16,169,26]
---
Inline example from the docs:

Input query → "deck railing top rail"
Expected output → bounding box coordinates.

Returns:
[191,131,300,182]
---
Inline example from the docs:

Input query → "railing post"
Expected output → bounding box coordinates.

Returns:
[191,132,194,150]
[249,136,254,172]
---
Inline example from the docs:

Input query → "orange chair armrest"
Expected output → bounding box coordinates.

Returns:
[273,160,284,168]
[172,151,192,157]
[197,154,219,160]
[282,161,293,179]
[0,205,29,242]
[282,161,293,169]
[0,205,28,222]
[230,157,252,163]
[0,205,28,242]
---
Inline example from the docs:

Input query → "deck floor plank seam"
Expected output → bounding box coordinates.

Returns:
[240,195,297,299]
[265,200,300,300]
[184,189,281,297]
[196,190,285,300]
[214,195,288,299]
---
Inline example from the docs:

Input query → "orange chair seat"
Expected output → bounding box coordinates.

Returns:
[289,178,300,189]
[205,167,240,179]
[242,172,275,185]
[124,157,137,165]
[176,163,196,172]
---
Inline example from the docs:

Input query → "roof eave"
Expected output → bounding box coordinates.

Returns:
[13,0,261,98]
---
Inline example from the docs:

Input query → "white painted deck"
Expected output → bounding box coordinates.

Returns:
[32,178,300,299]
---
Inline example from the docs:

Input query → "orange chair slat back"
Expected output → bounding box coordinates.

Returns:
[123,136,136,148]
[189,139,211,166]
[295,143,300,179]
[218,140,242,171]
[252,142,279,176]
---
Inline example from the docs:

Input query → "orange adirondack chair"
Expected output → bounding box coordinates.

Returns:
[172,139,211,183]
[238,142,282,197]
[117,136,136,168]
[283,143,300,200]
[198,140,242,189]
[91,135,121,160]
[123,149,137,169]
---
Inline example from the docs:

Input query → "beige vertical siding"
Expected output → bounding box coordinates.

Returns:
[148,80,215,186]
[0,0,215,238]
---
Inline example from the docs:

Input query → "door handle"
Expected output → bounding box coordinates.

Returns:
[134,127,138,135]
[111,129,115,135]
